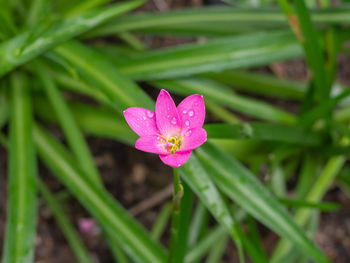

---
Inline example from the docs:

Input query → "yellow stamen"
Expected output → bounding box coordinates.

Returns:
[159,134,183,154]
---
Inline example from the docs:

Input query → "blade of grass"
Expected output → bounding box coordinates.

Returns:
[65,0,113,17]
[279,198,340,211]
[33,97,137,145]
[185,226,227,263]
[38,180,94,263]
[205,100,240,124]
[2,72,37,263]
[188,203,209,247]
[205,234,229,263]
[87,6,350,37]
[112,31,303,80]
[35,62,131,263]
[53,40,154,111]
[196,142,330,263]
[295,155,321,200]
[33,124,167,263]
[180,155,245,263]
[46,67,111,106]
[0,0,144,77]
[271,153,346,263]
[203,70,306,100]
[278,0,328,102]
[151,202,173,240]
[152,78,296,124]
[36,62,101,185]
[204,122,322,145]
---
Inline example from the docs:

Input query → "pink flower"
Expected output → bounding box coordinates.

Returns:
[124,89,207,167]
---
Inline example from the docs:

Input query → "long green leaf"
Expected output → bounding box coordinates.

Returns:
[87,6,350,37]
[203,70,306,100]
[204,122,322,145]
[53,40,154,111]
[2,72,37,263]
[38,180,94,263]
[33,125,167,263]
[33,97,137,145]
[152,78,296,124]
[180,155,245,263]
[0,0,144,77]
[293,0,328,101]
[35,63,129,262]
[36,62,101,184]
[195,143,330,263]
[111,31,303,80]
[271,154,346,263]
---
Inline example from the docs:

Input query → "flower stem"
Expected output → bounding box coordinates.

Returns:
[168,168,184,263]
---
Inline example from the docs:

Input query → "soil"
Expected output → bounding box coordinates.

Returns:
[1,0,350,262]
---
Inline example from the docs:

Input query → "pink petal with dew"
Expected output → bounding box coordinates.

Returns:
[135,135,167,154]
[178,128,207,153]
[177,94,205,132]
[123,107,158,137]
[159,151,192,168]
[156,89,182,136]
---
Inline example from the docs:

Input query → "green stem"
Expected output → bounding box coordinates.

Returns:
[168,168,184,263]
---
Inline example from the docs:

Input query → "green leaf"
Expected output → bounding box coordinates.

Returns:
[0,0,144,77]
[87,6,350,37]
[180,155,245,263]
[2,72,37,263]
[33,97,137,145]
[293,0,328,101]
[38,180,94,263]
[185,226,227,263]
[279,198,340,211]
[53,40,154,111]
[203,70,306,100]
[195,142,330,263]
[204,122,322,145]
[33,125,167,263]
[112,31,303,80]
[271,154,346,263]
[35,63,129,262]
[152,78,296,124]
[151,203,173,240]
[36,62,101,185]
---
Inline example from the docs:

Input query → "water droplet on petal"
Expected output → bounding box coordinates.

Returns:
[183,110,187,114]
[142,116,147,120]
[185,120,190,126]
[188,110,194,117]
[171,117,177,125]
[185,130,192,137]
[167,114,171,119]
[147,111,154,118]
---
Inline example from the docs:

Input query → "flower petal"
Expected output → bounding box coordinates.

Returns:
[159,151,192,167]
[179,128,207,153]
[177,94,205,132]
[123,107,158,137]
[156,89,181,136]
[135,135,167,154]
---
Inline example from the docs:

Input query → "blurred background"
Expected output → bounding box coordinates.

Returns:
[1,0,350,262]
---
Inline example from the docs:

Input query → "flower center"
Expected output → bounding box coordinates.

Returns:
[159,135,183,154]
